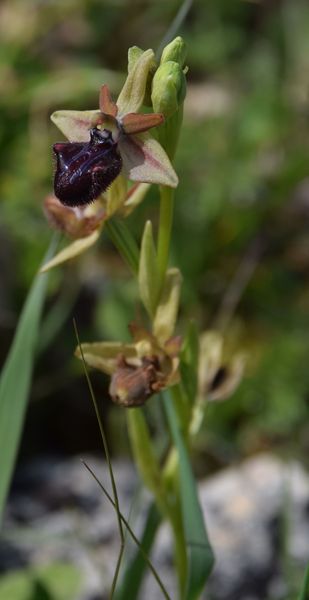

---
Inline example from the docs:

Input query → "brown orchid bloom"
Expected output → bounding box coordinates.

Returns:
[75,323,181,408]
[43,194,105,239]
[75,266,183,408]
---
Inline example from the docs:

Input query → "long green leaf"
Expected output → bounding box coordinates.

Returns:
[163,388,214,600]
[298,565,309,600]
[0,237,57,524]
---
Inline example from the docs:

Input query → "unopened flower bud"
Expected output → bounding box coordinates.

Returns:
[151,61,186,119]
[160,36,187,68]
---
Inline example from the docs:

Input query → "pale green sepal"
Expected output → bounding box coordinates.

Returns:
[189,404,205,438]
[127,46,156,107]
[106,173,128,217]
[153,268,182,345]
[151,62,186,118]
[75,342,137,375]
[40,229,100,272]
[128,46,144,72]
[119,133,178,188]
[122,182,151,216]
[51,110,101,142]
[160,36,187,68]
[199,331,223,389]
[117,49,156,115]
[138,221,160,318]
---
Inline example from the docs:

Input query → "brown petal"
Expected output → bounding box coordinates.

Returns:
[99,84,118,117]
[44,195,105,239]
[121,112,164,135]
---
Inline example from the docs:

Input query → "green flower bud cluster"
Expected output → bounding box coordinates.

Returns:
[121,37,187,159]
[151,37,187,118]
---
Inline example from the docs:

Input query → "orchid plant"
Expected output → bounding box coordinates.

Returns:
[42,37,244,599]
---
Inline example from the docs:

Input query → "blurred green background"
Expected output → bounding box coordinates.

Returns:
[1,0,309,472]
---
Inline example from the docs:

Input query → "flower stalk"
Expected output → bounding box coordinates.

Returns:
[157,185,175,294]
[44,34,241,599]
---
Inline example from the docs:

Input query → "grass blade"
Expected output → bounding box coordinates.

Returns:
[180,320,199,405]
[115,501,161,600]
[298,564,309,600]
[156,0,193,59]
[0,236,57,524]
[163,388,215,600]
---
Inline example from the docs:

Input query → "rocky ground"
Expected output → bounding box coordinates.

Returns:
[1,453,309,599]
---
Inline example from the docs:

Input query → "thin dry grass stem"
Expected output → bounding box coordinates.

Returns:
[82,460,171,600]
[73,319,125,597]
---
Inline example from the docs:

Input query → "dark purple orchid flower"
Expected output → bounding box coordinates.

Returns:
[53,128,122,207]
[51,84,178,209]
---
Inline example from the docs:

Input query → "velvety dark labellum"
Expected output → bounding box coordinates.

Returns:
[53,128,122,207]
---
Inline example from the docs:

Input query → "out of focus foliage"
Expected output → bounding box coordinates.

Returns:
[0,562,81,599]
[1,0,309,467]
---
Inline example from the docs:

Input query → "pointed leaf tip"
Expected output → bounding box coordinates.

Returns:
[153,268,182,345]
[40,229,100,272]
[139,221,160,317]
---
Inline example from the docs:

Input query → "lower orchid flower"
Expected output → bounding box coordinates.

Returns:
[75,323,181,408]
[44,194,105,239]
[75,265,183,407]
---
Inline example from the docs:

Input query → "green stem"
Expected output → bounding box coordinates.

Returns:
[127,409,169,517]
[127,406,187,597]
[157,186,175,292]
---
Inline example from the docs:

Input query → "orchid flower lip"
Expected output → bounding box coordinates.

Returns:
[53,126,122,207]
